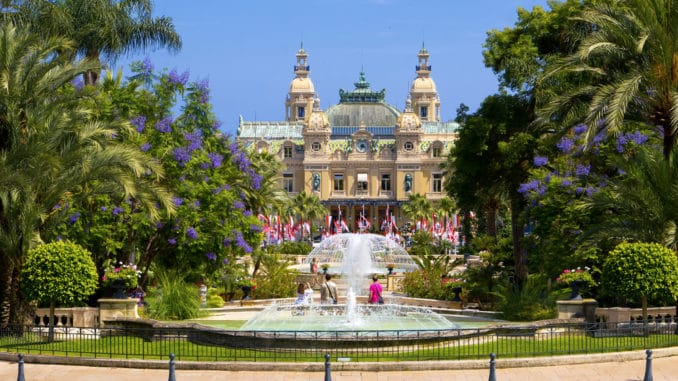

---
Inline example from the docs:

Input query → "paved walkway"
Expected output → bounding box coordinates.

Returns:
[1,351,677,381]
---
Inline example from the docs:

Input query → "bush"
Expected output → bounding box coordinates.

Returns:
[496,274,561,321]
[601,242,678,308]
[268,241,312,255]
[21,241,98,308]
[206,288,224,308]
[144,268,207,320]
[253,253,298,299]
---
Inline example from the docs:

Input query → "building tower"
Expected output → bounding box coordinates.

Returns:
[286,45,315,122]
[409,44,440,122]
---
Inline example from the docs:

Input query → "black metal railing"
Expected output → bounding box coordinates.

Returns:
[1,321,677,362]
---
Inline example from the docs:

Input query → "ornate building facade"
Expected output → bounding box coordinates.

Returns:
[236,46,459,231]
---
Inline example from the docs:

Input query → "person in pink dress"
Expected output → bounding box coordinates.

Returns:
[368,274,383,304]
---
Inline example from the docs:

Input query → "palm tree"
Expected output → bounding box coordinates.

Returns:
[579,146,678,249]
[5,0,182,85]
[293,191,328,242]
[0,23,173,326]
[401,193,433,227]
[539,0,678,158]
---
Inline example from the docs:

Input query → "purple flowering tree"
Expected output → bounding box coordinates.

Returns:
[49,61,264,287]
[519,123,658,280]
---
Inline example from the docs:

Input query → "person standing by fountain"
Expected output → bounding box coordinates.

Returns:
[368,275,384,304]
[294,283,307,305]
[303,282,314,304]
[320,274,338,304]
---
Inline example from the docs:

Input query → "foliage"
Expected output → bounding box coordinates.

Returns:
[47,62,265,288]
[269,241,312,255]
[253,253,298,299]
[496,274,562,321]
[101,263,142,289]
[538,0,678,157]
[601,242,678,307]
[21,241,98,307]
[556,267,595,287]
[403,251,463,301]
[205,288,224,308]
[144,268,206,320]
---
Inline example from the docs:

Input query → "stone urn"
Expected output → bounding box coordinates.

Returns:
[568,280,586,300]
[451,286,463,302]
[241,286,252,300]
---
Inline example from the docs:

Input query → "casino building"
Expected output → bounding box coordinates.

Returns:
[236,45,459,231]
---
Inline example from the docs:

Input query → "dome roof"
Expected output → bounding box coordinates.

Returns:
[326,102,400,127]
[289,77,314,93]
[411,77,436,92]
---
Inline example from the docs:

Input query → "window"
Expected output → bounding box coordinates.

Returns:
[432,146,442,157]
[420,106,428,118]
[297,106,305,118]
[333,174,344,191]
[432,173,443,193]
[311,142,321,151]
[283,146,293,159]
[381,174,391,191]
[357,173,368,192]
[282,174,293,192]
[404,141,414,151]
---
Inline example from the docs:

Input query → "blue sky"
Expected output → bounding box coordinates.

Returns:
[114,0,551,136]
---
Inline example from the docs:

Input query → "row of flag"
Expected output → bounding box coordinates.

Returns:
[257,208,468,244]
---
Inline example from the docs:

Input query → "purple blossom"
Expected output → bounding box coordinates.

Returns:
[193,200,201,208]
[575,164,591,177]
[234,231,252,253]
[155,222,164,229]
[573,124,587,135]
[196,79,210,103]
[68,212,80,224]
[168,238,177,245]
[112,206,124,215]
[627,130,648,145]
[616,135,628,153]
[184,131,202,151]
[251,173,263,190]
[141,142,151,152]
[223,258,230,265]
[234,201,245,209]
[593,131,606,145]
[199,162,210,169]
[556,137,575,153]
[250,224,261,232]
[561,179,572,187]
[214,120,222,130]
[173,197,184,206]
[208,152,223,168]
[206,252,217,261]
[131,116,146,133]
[186,227,199,240]
[172,147,192,166]
[575,187,585,195]
[168,68,189,85]
[518,179,541,194]
[100,206,108,211]
[243,210,252,217]
[533,156,548,167]
[155,117,173,133]
[222,237,231,246]
[141,57,154,76]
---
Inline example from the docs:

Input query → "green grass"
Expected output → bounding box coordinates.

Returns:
[2,328,677,362]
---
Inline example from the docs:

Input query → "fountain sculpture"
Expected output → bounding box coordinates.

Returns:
[240,233,459,332]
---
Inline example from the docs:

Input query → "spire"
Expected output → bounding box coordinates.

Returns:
[416,43,431,77]
[294,45,309,77]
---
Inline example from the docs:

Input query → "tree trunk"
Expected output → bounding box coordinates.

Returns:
[510,194,528,286]
[48,301,55,343]
[0,257,13,328]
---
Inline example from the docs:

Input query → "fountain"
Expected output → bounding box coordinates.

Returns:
[240,233,459,332]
